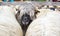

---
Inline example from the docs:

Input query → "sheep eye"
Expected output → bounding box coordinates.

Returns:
[16,9,18,11]
[35,10,40,18]
[16,9,20,13]
[18,11,20,13]
[35,10,40,15]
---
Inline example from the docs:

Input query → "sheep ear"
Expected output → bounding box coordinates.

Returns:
[34,9,40,18]
[16,9,20,12]
[15,10,20,19]
[35,10,40,15]
[35,7,40,14]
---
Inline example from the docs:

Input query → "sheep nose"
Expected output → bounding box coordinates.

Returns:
[24,17,28,22]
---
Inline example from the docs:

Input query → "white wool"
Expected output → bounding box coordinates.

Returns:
[15,5,20,10]
[7,5,18,15]
[49,6,54,8]
[36,9,54,18]
[41,5,47,9]
[14,5,20,14]
[25,10,60,36]
[0,6,23,36]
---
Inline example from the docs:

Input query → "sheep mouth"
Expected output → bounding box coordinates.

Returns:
[21,21,29,25]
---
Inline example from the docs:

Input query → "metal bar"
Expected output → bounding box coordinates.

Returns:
[0,1,60,6]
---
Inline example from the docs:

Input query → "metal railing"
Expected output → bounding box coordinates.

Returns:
[0,1,60,5]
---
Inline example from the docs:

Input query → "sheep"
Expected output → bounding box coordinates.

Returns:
[35,8,55,18]
[0,6,23,36]
[41,5,55,10]
[36,6,60,18]
[25,9,60,36]
[15,2,41,36]
[46,5,60,11]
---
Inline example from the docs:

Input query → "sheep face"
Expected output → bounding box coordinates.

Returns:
[16,9,35,31]
[16,7,40,24]
[15,3,40,34]
[15,5,37,24]
[16,9,35,22]
[20,13,32,33]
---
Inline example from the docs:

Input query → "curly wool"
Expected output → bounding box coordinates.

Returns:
[0,6,23,36]
[25,9,60,36]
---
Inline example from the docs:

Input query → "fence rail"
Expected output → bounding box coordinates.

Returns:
[0,1,60,6]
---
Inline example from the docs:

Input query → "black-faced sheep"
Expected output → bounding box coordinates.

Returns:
[15,3,40,36]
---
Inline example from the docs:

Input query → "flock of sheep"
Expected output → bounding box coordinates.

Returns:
[0,1,60,36]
